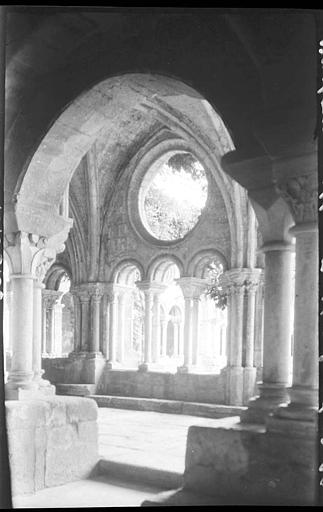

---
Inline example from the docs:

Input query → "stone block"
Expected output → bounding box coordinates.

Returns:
[183,422,317,505]
[6,396,99,496]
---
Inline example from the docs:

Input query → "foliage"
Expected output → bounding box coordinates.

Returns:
[205,261,227,310]
[143,152,207,241]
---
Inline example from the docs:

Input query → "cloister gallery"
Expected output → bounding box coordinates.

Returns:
[0,7,321,507]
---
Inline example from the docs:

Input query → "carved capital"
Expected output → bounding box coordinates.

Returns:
[275,173,317,224]
[175,277,207,299]
[42,289,63,309]
[219,268,262,296]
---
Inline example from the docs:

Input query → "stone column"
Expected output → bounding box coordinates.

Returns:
[219,268,261,405]
[5,274,36,398]
[161,319,167,358]
[176,277,207,373]
[4,231,70,399]
[220,270,245,405]
[114,286,130,364]
[136,281,154,371]
[87,284,105,356]
[53,301,64,356]
[268,173,318,436]
[152,295,161,363]
[106,285,119,369]
[241,244,294,423]
[79,291,90,353]
[33,281,55,394]
[243,275,261,403]
[173,322,180,357]
[151,284,166,365]
[42,289,63,356]
[192,298,200,366]
[254,276,265,381]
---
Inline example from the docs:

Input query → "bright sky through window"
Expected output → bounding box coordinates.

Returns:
[141,152,208,241]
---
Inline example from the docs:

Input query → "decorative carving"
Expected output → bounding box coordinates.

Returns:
[276,174,317,224]
[35,255,55,283]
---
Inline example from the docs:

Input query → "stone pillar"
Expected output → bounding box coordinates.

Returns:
[254,276,265,381]
[79,291,90,353]
[152,295,161,363]
[115,286,129,364]
[219,268,261,406]
[176,277,207,373]
[4,230,70,400]
[243,277,260,403]
[136,281,153,371]
[86,283,105,356]
[161,319,167,358]
[5,274,36,398]
[173,322,180,356]
[33,281,55,394]
[192,298,200,366]
[106,285,119,369]
[53,301,64,356]
[241,244,294,423]
[268,173,318,436]
[42,289,63,356]
[151,284,166,365]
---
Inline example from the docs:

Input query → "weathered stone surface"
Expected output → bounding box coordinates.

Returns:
[6,396,99,496]
[94,369,226,404]
[182,422,317,505]
[89,394,245,418]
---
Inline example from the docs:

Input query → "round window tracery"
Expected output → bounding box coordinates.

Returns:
[139,152,208,242]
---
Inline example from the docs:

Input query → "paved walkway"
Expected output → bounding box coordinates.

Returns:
[98,408,239,474]
[13,475,162,508]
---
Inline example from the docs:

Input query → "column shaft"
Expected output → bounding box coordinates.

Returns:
[183,297,193,368]
[143,292,153,365]
[192,298,200,366]
[6,275,35,397]
[91,297,101,353]
[108,294,118,365]
[33,282,44,381]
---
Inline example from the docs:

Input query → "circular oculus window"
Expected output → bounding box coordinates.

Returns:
[139,152,208,242]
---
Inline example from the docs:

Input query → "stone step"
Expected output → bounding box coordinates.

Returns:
[88,394,246,418]
[56,383,97,396]
[95,459,183,491]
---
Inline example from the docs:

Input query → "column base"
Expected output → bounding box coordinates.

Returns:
[177,364,193,374]
[266,386,318,437]
[106,360,121,370]
[68,351,88,359]
[240,382,289,424]
[222,366,244,405]
[86,351,104,359]
[243,367,257,405]
[33,369,56,395]
[138,362,150,372]
[5,382,55,400]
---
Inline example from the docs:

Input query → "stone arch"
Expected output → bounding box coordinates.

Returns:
[44,263,72,291]
[112,259,144,286]
[187,248,228,280]
[147,254,183,283]
[10,74,236,241]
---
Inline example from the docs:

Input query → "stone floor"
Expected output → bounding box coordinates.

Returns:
[97,407,239,473]
[13,475,162,508]
[13,407,240,508]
